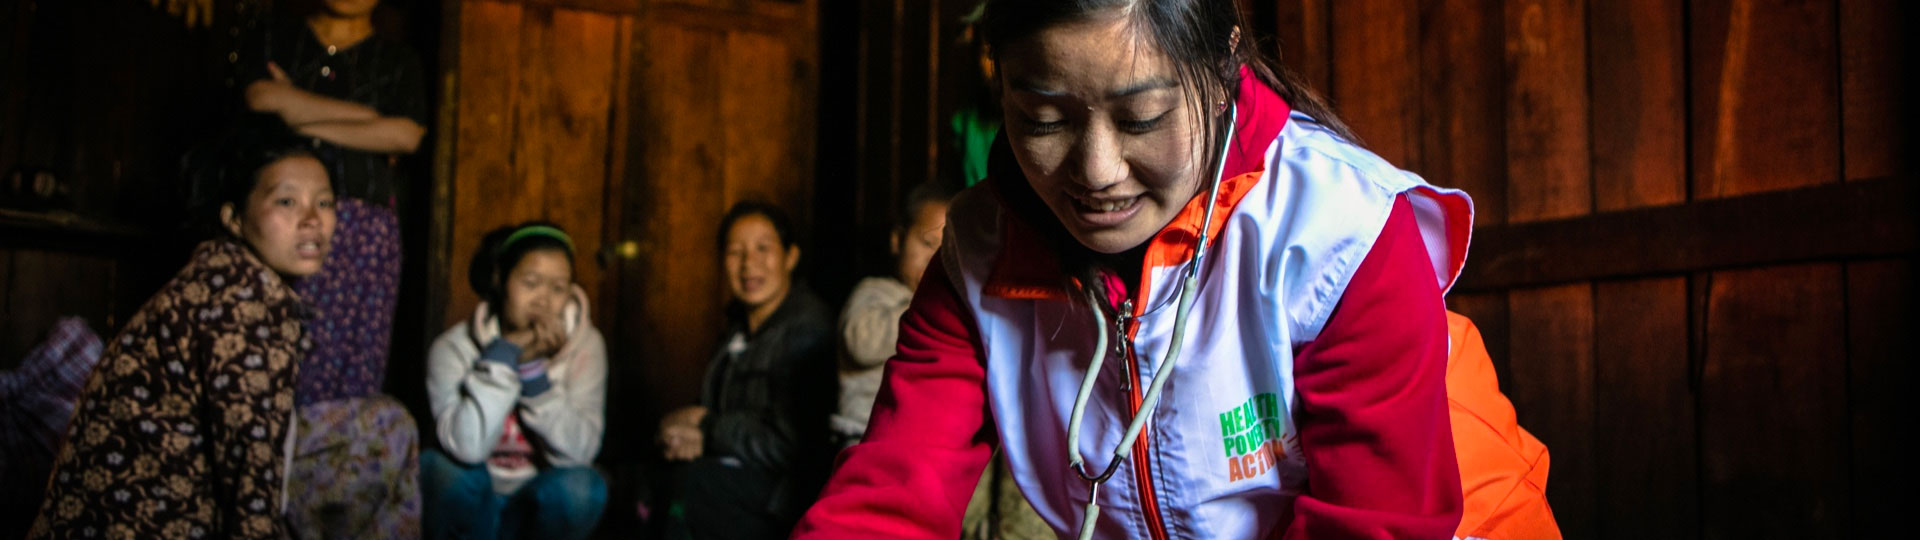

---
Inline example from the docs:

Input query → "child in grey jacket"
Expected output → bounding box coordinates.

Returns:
[422,223,608,540]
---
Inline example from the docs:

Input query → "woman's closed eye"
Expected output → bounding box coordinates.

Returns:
[1016,110,1067,136]
[1118,112,1169,134]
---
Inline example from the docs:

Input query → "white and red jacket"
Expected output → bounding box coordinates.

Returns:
[796,70,1473,539]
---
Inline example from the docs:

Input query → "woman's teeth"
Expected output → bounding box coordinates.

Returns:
[1079,196,1134,212]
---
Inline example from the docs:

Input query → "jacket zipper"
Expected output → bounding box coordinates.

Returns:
[1113,298,1171,540]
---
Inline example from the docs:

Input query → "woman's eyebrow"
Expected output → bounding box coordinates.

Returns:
[1008,78,1067,97]
[1007,78,1176,99]
[1107,78,1176,98]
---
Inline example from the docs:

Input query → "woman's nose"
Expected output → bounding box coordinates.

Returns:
[1069,124,1126,190]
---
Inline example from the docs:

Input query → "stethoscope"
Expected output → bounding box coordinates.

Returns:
[1064,104,1237,540]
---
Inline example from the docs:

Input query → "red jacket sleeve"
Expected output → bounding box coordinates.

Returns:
[791,259,995,539]
[1283,195,1465,539]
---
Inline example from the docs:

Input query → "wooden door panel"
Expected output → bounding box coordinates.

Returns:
[515,7,621,326]
[1504,0,1591,223]
[1591,0,1687,212]
[1417,0,1506,228]
[449,0,527,323]
[1689,0,1841,198]
[1700,264,1847,538]
[1843,259,1915,535]
[623,22,731,423]
[1330,0,1418,167]
[616,5,817,429]
[1507,284,1596,538]
[1594,277,1697,538]
[1839,0,1899,181]
[448,2,625,326]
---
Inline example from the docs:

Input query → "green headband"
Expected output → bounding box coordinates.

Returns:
[498,225,574,257]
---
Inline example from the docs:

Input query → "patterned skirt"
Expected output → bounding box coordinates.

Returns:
[294,198,401,405]
[285,395,420,539]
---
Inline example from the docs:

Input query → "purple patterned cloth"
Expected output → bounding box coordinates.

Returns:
[295,197,401,405]
[0,317,103,469]
[286,395,421,539]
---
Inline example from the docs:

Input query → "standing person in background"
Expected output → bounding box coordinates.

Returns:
[240,0,427,536]
[422,222,609,540]
[950,1,1002,188]
[30,137,336,539]
[658,202,837,540]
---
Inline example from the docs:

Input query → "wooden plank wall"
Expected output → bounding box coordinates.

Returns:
[1264,0,1912,538]
[812,0,983,304]
[0,0,252,369]
[442,0,629,329]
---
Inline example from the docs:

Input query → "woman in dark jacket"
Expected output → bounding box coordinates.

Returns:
[658,202,836,539]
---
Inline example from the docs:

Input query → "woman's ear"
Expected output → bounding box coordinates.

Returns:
[220,203,243,238]
[784,245,802,272]
[890,229,902,256]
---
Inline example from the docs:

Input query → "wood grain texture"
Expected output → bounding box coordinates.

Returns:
[1590,0,1687,211]
[1689,0,1841,198]
[1594,277,1698,538]
[1330,0,1418,167]
[448,0,525,324]
[623,21,730,421]
[1504,0,1591,223]
[1267,0,1332,97]
[1839,0,1899,181]
[1844,259,1917,537]
[1456,176,1919,291]
[1417,0,1507,226]
[1507,283,1596,538]
[1700,264,1847,538]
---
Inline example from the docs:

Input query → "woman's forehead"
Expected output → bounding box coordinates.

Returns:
[1000,16,1177,97]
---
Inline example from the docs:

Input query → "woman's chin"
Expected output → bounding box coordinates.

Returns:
[1070,227,1154,255]
[278,261,325,277]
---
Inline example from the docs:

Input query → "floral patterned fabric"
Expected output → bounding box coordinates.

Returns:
[285,395,420,540]
[30,238,309,540]
[294,197,400,405]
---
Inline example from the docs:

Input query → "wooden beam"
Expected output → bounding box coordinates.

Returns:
[1455,176,1919,292]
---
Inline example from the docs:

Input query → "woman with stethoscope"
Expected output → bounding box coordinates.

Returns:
[793,0,1489,539]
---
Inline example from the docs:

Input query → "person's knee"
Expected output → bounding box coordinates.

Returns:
[537,467,608,508]
[420,450,494,502]
[531,467,608,522]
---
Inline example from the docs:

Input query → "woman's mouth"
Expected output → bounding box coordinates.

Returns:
[1068,193,1144,227]
[295,240,327,259]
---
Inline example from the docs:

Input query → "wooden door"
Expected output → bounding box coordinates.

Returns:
[423,0,635,448]
[436,0,632,330]
[610,0,819,453]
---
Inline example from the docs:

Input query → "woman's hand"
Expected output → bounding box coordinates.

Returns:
[659,406,708,461]
[502,316,566,362]
[244,63,297,115]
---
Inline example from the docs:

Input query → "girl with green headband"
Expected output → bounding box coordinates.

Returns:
[422,221,609,540]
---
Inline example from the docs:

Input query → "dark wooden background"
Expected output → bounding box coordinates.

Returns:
[1255,0,1915,537]
[5,0,1915,538]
